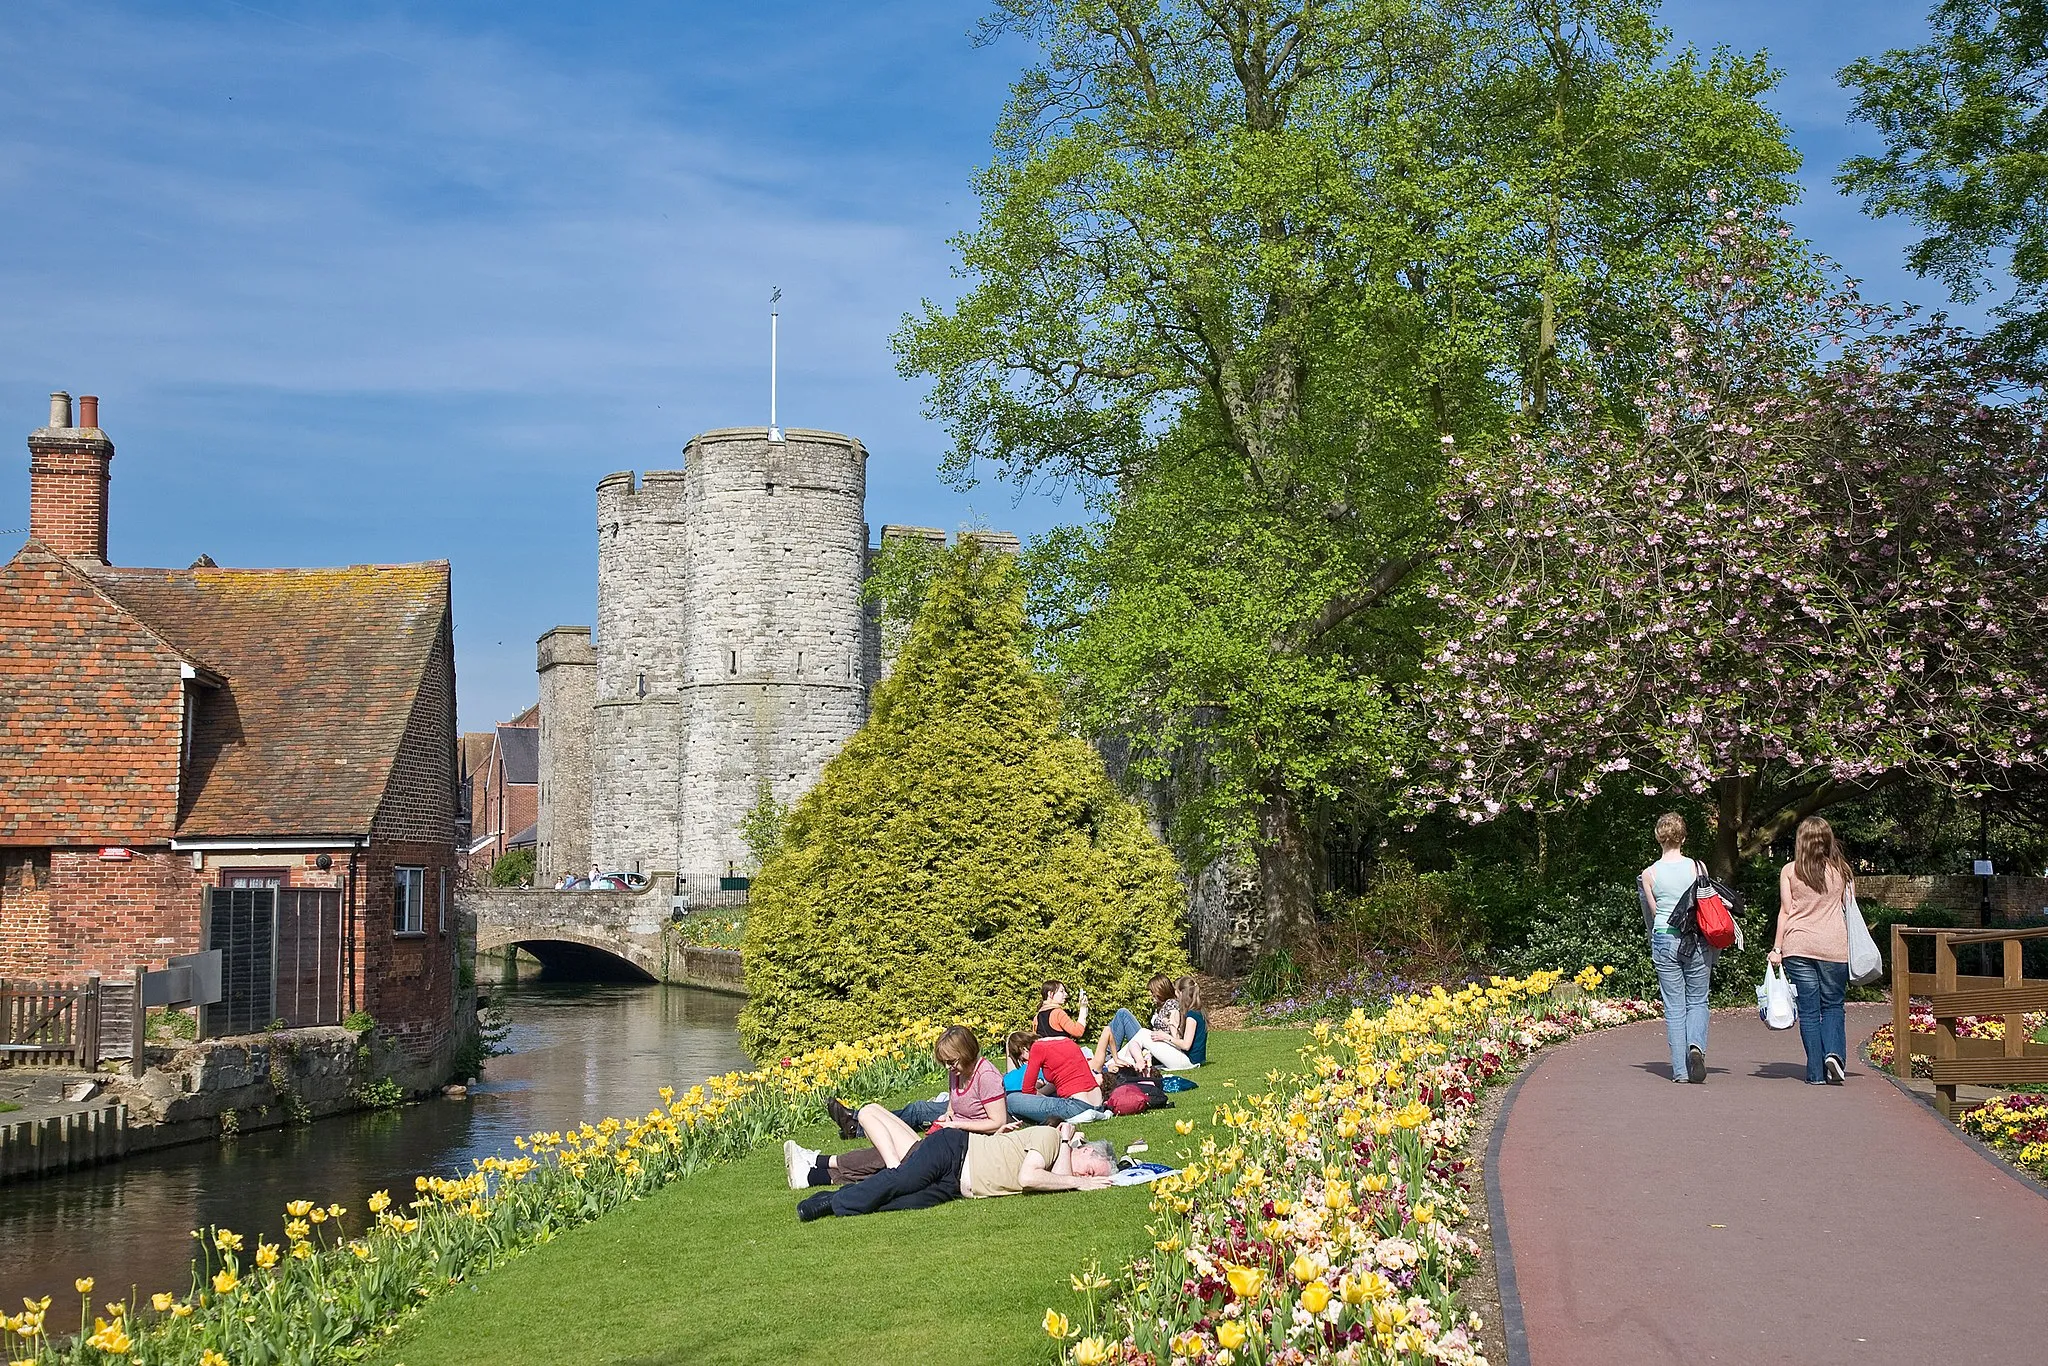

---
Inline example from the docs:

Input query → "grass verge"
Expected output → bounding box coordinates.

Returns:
[0,1099,18,1115]
[374,1029,1310,1366]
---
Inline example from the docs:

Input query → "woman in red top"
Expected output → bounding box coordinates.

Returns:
[1005,1033,1105,1125]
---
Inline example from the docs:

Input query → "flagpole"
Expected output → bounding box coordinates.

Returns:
[768,287,784,444]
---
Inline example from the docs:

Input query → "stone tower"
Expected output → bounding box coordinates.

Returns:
[534,626,596,884]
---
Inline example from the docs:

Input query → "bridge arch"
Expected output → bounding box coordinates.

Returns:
[475,926,659,982]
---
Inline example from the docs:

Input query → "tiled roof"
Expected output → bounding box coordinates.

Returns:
[90,560,451,838]
[460,731,496,779]
[0,544,194,842]
[495,723,538,786]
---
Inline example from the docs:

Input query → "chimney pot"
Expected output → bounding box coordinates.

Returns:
[48,391,71,429]
[78,395,98,429]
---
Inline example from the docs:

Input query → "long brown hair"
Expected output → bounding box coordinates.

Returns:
[1793,816,1850,894]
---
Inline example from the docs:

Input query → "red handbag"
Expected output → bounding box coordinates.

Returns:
[1683,861,1739,950]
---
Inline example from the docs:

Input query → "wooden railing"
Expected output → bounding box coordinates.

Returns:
[0,977,101,1070]
[1891,924,2048,1117]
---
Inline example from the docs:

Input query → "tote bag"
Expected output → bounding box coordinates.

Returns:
[1845,889,1884,985]
[1761,964,1797,1030]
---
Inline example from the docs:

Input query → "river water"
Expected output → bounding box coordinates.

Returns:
[0,980,751,1305]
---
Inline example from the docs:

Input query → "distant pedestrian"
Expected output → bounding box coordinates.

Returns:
[1639,813,1712,1083]
[1770,817,1854,1086]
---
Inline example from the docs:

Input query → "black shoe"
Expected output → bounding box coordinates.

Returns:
[1824,1055,1845,1086]
[826,1097,861,1141]
[1686,1045,1706,1084]
[797,1190,835,1222]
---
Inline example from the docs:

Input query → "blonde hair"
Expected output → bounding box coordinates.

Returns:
[933,1025,981,1079]
[1175,975,1204,1014]
[1654,813,1686,850]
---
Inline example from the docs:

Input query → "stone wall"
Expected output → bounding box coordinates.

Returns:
[535,627,596,883]
[1857,874,2048,924]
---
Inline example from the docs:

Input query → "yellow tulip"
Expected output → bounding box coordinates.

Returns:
[211,1270,238,1295]
[1216,1320,1247,1350]
[74,1278,93,1295]
[1071,1336,1110,1366]
[151,1293,174,1313]
[1225,1265,1264,1300]
[1289,1252,1319,1284]
[1301,1280,1332,1315]
[254,1243,279,1270]
[1043,1308,1070,1339]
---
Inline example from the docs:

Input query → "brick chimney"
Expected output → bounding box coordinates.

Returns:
[28,391,114,563]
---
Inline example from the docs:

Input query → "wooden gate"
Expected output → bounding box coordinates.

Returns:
[0,978,100,1069]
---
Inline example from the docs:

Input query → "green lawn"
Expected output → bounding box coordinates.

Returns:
[0,1099,18,1114]
[375,1028,1309,1366]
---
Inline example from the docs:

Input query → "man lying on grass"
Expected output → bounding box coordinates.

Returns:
[792,1103,1114,1221]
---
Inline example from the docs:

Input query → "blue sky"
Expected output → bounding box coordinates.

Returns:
[0,1,1974,728]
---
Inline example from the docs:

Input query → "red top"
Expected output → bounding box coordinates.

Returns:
[1023,1037,1098,1099]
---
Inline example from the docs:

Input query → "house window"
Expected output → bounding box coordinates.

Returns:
[394,866,425,934]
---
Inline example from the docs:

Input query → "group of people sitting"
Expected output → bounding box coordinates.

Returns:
[781,975,1208,1221]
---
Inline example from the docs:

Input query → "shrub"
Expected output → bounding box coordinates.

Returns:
[1498,881,1769,1007]
[488,848,536,888]
[740,541,1189,1058]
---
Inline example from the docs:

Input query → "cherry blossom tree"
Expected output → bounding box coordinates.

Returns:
[1416,208,2048,878]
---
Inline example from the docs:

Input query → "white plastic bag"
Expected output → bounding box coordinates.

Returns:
[1761,964,1797,1030]
[1845,889,1884,985]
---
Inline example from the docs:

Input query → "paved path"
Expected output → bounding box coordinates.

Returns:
[1495,1004,2048,1366]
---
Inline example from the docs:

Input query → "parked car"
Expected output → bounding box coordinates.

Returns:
[588,871,651,892]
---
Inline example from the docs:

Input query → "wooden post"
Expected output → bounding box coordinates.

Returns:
[2004,936,2027,1061]
[130,964,147,1077]
[1891,925,1912,1080]
[81,975,101,1072]
[1933,933,1960,1117]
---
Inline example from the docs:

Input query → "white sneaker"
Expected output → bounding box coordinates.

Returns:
[783,1139,818,1190]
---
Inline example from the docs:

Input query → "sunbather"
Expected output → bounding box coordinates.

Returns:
[794,1108,1112,1220]
[824,1024,1007,1140]
[1006,1031,1105,1125]
[1093,975,1193,1071]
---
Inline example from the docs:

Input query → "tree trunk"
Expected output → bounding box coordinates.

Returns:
[1709,776,1744,883]
[1254,782,1319,956]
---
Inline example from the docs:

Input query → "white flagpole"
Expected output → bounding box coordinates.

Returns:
[768,286,784,443]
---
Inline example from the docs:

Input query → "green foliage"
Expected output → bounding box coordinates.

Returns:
[1239,949,1303,1007]
[450,1004,512,1084]
[1839,0,2048,365]
[670,913,746,950]
[489,848,537,888]
[342,1010,377,1035]
[146,1007,197,1042]
[1496,883,1769,1008]
[862,529,953,662]
[740,542,1189,1058]
[354,1076,405,1109]
[737,774,790,874]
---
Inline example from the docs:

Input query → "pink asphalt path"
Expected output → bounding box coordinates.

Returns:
[1495,1003,2048,1366]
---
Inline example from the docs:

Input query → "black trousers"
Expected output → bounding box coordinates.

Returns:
[829,1126,968,1216]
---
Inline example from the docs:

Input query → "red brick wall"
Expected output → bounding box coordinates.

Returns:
[27,430,113,562]
[0,861,51,977]
[1857,874,2048,925]
[22,845,202,979]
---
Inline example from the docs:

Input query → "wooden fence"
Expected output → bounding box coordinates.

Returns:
[0,977,101,1070]
[1891,924,2048,1117]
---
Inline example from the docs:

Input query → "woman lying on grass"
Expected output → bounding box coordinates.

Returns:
[793,1106,1114,1220]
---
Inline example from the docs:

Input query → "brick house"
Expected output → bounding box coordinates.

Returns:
[463,707,538,873]
[0,392,464,1069]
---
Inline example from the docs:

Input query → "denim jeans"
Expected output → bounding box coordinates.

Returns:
[891,1099,948,1131]
[1780,955,1849,1083]
[828,1127,968,1216]
[1650,933,1711,1079]
[1106,1008,1144,1051]
[1005,1091,1095,1125]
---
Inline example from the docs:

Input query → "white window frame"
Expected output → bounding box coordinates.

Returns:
[394,865,425,935]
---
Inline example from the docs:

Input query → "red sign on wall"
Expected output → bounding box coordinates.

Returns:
[98,846,132,861]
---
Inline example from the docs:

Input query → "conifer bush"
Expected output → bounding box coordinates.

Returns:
[739,542,1188,1058]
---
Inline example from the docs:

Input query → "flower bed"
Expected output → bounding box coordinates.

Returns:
[1248,956,1445,1027]
[1864,1002,2047,1077]
[671,912,747,950]
[1959,1094,2048,1178]
[2,1023,952,1365]
[1048,967,1657,1366]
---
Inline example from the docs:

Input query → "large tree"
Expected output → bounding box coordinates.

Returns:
[899,0,1800,948]
[1417,210,2048,878]
[1840,0,2048,368]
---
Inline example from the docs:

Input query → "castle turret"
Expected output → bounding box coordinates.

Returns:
[677,427,868,881]
[535,626,596,884]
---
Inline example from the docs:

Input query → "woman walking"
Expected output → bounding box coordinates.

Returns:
[1771,817,1853,1086]
[1639,813,1711,1083]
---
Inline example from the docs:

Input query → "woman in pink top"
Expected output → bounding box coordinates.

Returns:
[1769,817,1854,1086]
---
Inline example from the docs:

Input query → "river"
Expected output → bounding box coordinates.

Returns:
[0,979,751,1305]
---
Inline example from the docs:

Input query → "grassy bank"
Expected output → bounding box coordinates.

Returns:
[376,1028,1311,1366]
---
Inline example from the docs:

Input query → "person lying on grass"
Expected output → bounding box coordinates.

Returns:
[793,1106,1113,1220]
[824,1024,1007,1142]
[1006,1028,1106,1126]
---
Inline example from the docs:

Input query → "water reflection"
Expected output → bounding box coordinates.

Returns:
[0,981,750,1304]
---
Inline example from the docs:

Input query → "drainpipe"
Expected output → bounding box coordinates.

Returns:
[346,849,360,1013]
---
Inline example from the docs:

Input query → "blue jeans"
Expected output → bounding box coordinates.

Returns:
[1005,1091,1094,1125]
[1650,934,1711,1078]
[890,1099,948,1131]
[1781,956,1849,1083]
[1106,1008,1144,1050]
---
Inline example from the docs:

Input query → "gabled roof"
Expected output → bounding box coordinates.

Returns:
[495,723,539,786]
[460,731,496,780]
[90,560,451,838]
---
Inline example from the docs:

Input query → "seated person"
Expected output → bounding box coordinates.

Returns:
[1006,1031,1105,1125]
[1169,975,1209,1067]
[1034,980,1089,1041]
[794,1108,1113,1220]
[1093,975,1187,1072]
[999,1029,1033,1093]
[826,1025,1007,1140]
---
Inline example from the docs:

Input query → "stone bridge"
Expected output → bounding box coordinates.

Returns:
[459,886,744,993]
